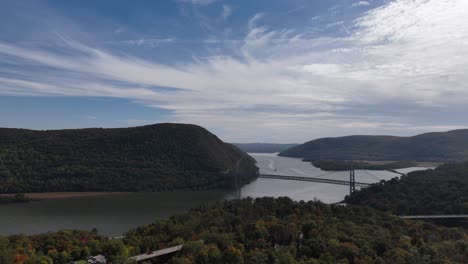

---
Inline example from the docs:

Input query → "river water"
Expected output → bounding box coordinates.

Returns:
[0,153,430,236]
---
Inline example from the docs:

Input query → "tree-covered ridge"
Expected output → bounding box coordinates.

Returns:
[311,160,418,171]
[1,198,466,263]
[0,123,258,193]
[279,129,468,162]
[345,161,468,215]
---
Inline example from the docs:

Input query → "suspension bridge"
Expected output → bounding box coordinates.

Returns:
[258,169,385,195]
[232,155,397,198]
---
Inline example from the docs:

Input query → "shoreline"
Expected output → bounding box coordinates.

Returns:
[0,192,130,200]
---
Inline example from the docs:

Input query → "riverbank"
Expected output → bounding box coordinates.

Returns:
[0,192,130,200]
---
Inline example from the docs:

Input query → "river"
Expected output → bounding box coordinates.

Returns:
[0,153,431,236]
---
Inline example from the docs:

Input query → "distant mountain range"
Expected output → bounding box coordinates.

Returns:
[279,129,468,162]
[232,143,299,153]
[0,123,258,193]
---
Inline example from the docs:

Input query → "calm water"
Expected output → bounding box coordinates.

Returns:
[0,153,430,236]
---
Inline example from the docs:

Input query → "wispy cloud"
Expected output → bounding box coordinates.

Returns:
[352,1,371,7]
[175,0,217,5]
[248,13,264,30]
[82,115,97,120]
[114,26,127,34]
[219,5,232,20]
[107,38,175,47]
[286,5,305,14]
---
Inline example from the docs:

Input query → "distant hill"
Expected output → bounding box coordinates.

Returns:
[346,161,468,215]
[0,123,258,193]
[279,129,468,162]
[232,143,299,153]
[312,160,418,171]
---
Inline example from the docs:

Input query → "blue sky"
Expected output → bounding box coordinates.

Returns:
[1,0,467,142]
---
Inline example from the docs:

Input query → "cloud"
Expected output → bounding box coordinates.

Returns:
[82,115,97,120]
[352,1,370,7]
[114,26,127,34]
[1,0,468,142]
[325,21,344,28]
[286,5,305,14]
[248,13,264,30]
[107,38,175,47]
[219,5,232,20]
[176,0,217,5]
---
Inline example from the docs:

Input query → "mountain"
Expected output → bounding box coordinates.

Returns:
[345,161,468,216]
[279,129,468,162]
[311,160,418,171]
[0,123,258,193]
[232,143,299,153]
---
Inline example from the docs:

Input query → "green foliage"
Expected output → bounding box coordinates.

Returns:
[0,123,258,193]
[0,235,13,264]
[122,198,467,263]
[5,230,105,264]
[3,198,467,263]
[24,255,53,264]
[3,230,137,264]
[280,129,468,162]
[346,161,468,215]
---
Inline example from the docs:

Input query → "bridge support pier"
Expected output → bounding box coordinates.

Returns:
[349,169,356,195]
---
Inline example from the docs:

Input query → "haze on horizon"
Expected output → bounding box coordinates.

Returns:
[0,0,467,143]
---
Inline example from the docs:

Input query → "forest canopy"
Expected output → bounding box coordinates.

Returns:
[0,123,258,193]
[345,161,468,215]
[1,198,466,263]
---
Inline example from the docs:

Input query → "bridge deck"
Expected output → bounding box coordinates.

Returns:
[259,174,371,187]
[128,245,183,262]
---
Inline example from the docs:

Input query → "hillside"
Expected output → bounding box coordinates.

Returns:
[312,160,418,171]
[2,198,466,263]
[345,161,468,215]
[0,123,258,193]
[232,143,298,153]
[279,129,468,162]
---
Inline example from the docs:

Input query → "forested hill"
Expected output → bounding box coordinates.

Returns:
[0,123,258,193]
[279,129,468,162]
[232,143,298,153]
[345,161,468,215]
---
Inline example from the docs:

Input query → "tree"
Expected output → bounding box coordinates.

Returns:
[55,251,71,264]
[0,236,12,264]
[197,244,222,264]
[223,246,243,264]
[25,255,54,264]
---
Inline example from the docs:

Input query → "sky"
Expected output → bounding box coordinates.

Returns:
[0,0,467,143]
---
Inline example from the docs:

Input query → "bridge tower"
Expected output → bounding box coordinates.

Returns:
[349,169,356,195]
[236,172,241,200]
